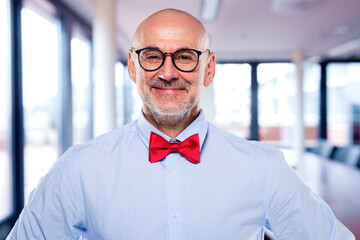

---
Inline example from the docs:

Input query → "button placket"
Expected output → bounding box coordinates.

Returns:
[165,152,183,239]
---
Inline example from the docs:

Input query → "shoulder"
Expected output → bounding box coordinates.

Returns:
[69,119,138,153]
[207,122,279,158]
[54,119,140,170]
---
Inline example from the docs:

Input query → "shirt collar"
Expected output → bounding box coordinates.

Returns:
[137,109,208,151]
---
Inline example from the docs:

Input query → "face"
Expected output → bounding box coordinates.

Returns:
[128,11,215,124]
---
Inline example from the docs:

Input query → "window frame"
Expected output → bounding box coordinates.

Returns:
[1,0,92,236]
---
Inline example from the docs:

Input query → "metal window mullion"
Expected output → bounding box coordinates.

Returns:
[58,11,73,154]
[319,61,328,140]
[10,0,24,220]
[249,62,259,140]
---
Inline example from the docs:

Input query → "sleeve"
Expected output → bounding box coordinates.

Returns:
[264,149,355,240]
[6,148,87,240]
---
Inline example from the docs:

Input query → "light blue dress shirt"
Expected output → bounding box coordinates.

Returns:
[7,110,354,240]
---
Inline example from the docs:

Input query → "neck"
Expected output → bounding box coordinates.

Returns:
[143,106,200,139]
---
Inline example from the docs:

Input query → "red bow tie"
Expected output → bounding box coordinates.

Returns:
[149,132,200,164]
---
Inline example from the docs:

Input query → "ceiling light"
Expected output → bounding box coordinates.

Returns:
[272,0,328,14]
[200,0,221,22]
[327,38,360,58]
[331,25,349,35]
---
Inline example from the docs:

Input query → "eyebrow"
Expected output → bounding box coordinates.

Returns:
[142,46,193,52]
[143,46,160,50]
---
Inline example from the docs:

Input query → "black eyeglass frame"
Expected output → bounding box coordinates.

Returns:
[132,47,210,72]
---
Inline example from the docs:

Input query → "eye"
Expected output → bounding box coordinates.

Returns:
[174,50,197,62]
[179,55,193,60]
[141,50,162,62]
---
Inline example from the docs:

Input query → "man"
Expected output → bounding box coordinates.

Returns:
[7,8,354,240]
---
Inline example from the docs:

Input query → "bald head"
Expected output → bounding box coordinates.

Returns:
[132,9,210,50]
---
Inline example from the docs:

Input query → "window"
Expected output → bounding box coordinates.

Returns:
[327,63,360,146]
[71,36,92,144]
[303,63,320,147]
[115,62,125,126]
[0,0,12,220]
[258,63,296,147]
[116,64,142,124]
[213,63,251,138]
[21,7,60,201]
[124,65,142,122]
[130,78,142,121]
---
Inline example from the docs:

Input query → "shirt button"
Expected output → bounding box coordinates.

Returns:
[172,211,178,218]
[170,170,176,176]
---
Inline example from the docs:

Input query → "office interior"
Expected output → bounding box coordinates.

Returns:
[1,0,360,239]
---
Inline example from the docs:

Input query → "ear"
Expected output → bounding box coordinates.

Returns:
[127,49,137,84]
[203,52,216,87]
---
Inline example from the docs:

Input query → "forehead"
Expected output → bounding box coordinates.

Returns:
[135,14,206,50]
[143,27,202,50]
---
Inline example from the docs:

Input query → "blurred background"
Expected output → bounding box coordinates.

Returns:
[1,0,360,239]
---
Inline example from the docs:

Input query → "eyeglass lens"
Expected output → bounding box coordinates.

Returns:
[139,49,199,72]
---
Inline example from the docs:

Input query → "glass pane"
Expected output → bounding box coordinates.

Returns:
[213,63,251,138]
[303,63,320,147]
[115,62,125,127]
[258,63,296,147]
[71,37,91,144]
[129,66,142,121]
[118,65,141,124]
[0,0,12,220]
[21,8,60,201]
[327,63,360,146]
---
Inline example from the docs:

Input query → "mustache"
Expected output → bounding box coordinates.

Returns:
[147,79,190,89]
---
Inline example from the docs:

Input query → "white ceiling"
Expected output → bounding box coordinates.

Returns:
[62,0,360,63]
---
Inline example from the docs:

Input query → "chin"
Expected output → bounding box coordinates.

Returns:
[146,100,198,124]
[151,107,189,122]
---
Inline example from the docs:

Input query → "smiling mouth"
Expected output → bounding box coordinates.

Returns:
[152,87,186,94]
[153,86,185,90]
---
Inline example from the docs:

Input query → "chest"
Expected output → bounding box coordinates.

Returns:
[81,151,267,240]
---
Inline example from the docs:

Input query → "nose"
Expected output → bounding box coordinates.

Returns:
[158,54,179,82]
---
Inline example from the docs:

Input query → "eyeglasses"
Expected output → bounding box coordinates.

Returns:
[132,47,210,72]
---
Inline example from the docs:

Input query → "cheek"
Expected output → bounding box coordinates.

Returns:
[185,71,204,89]
[135,71,149,87]
[140,69,159,83]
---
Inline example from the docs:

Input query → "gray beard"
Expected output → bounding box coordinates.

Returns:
[143,94,199,125]
[140,78,200,125]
